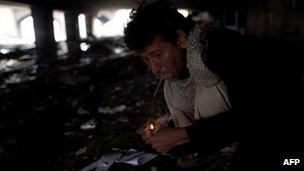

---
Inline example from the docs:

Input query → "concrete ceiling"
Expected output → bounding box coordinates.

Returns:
[1,0,249,12]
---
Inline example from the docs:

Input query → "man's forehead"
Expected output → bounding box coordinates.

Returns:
[141,36,165,56]
[141,46,158,56]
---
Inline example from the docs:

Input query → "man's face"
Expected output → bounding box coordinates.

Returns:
[140,36,186,81]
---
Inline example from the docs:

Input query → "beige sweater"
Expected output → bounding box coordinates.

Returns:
[164,24,232,127]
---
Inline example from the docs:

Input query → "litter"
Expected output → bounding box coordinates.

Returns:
[78,107,90,115]
[81,148,158,171]
[117,115,129,123]
[98,105,127,114]
[75,147,88,156]
[80,119,97,130]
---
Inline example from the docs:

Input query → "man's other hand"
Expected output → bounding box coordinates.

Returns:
[147,128,190,153]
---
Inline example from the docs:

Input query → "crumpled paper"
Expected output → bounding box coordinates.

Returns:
[81,148,158,171]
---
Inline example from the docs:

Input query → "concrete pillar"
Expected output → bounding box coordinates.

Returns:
[86,13,94,39]
[65,10,81,57]
[31,6,57,67]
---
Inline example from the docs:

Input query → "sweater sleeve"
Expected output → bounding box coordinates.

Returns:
[185,110,240,156]
[183,27,247,156]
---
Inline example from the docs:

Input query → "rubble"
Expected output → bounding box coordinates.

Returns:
[81,148,158,171]
[0,37,168,170]
[80,119,97,130]
[117,115,130,123]
[98,105,127,114]
[78,107,90,115]
[76,147,88,156]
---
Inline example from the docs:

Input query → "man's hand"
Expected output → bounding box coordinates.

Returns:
[146,128,190,153]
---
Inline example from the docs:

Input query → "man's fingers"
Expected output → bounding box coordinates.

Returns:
[143,136,151,144]
[149,135,173,153]
[142,132,152,140]
[151,142,161,150]
[150,139,165,152]
[153,144,168,153]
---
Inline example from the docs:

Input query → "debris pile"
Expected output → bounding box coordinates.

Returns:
[0,37,169,170]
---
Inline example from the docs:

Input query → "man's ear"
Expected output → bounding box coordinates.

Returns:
[176,29,187,49]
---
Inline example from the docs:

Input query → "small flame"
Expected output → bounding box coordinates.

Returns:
[149,124,154,130]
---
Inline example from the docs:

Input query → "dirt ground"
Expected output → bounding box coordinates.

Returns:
[0,37,176,170]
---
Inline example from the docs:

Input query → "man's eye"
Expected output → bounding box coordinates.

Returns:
[154,53,161,58]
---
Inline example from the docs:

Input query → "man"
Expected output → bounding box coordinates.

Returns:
[124,0,244,167]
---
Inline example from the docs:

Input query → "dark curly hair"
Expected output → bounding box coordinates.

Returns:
[124,0,194,53]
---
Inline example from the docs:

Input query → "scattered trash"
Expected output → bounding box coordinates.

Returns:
[19,54,33,60]
[4,74,22,84]
[80,119,97,130]
[98,105,127,114]
[0,57,37,73]
[4,73,36,84]
[114,86,122,91]
[0,37,167,170]
[118,149,157,166]
[79,57,93,66]
[78,107,90,115]
[113,47,124,54]
[65,131,77,138]
[81,148,158,171]
[80,43,91,52]
[75,147,88,156]
[0,59,21,72]
[81,150,122,171]
[117,115,130,123]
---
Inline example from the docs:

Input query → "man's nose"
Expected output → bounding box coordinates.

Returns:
[149,59,162,75]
